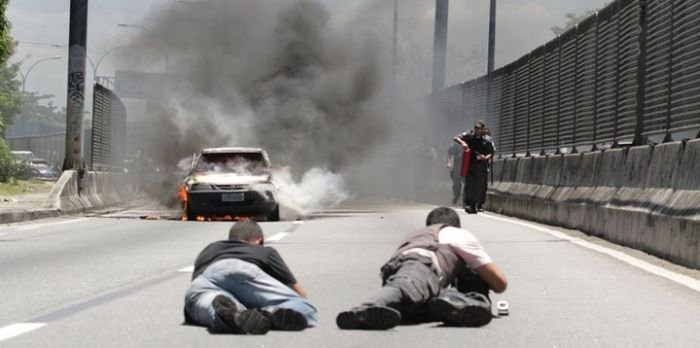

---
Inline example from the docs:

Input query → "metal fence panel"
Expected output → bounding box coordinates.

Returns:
[558,28,578,146]
[92,84,127,172]
[543,39,561,149]
[488,72,504,146]
[670,0,700,132]
[528,46,546,151]
[514,55,530,152]
[615,0,641,140]
[499,64,517,153]
[596,3,621,143]
[643,0,674,135]
[575,16,598,145]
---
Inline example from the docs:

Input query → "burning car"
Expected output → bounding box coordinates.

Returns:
[181,147,280,221]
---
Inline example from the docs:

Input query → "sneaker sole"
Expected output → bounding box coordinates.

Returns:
[271,308,307,331]
[234,310,271,335]
[336,307,401,330]
[429,298,492,327]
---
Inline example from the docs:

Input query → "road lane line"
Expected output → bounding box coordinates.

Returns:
[15,218,89,232]
[481,213,700,293]
[266,232,290,243]
[266,220,303,243]
[178,266,194,273]
[0,323,46,342]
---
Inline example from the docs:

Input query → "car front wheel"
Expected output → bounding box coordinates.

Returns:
[267,205,280,222]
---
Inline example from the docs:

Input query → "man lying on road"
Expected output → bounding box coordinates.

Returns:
[184,219,317,334]
[336,206,508,330]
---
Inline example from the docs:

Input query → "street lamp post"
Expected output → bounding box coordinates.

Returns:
[87,46,128,82]
[19,56,61,92]
[118,23,170,73]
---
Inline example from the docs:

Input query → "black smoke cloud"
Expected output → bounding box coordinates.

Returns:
[126,0,390,175]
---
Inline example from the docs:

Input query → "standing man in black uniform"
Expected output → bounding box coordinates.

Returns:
[453,120,494,214]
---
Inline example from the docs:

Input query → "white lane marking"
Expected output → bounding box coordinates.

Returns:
[481,213,700,293]
[179,266,194,273]
[0,323,46,342]
[266,232,290,243]
[15,218,89,232]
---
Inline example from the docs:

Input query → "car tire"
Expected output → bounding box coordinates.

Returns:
[185,204,198,221]
[267,205,280,222]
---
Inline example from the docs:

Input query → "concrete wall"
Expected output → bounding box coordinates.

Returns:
[487,139,700,269]
[43,170,132,213]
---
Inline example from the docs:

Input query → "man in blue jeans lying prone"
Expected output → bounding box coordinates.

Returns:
[184,219,317,334]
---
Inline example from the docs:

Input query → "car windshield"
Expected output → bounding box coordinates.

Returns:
[194,152,269,174]
[12,152,34,162]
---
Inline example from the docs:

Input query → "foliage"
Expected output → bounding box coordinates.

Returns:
[17,92,65,128]
[0,138,30,181]
[0,0,30,183]
[0,176,50,196]
[0,0,12,64]
[0,62,25,130]
[551,10,597,36]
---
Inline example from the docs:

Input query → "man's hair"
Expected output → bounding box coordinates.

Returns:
[474,120,486,129]
[228,219,264,243]
[426,207,461,228]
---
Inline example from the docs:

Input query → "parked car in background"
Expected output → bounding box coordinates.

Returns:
[181,147,280,221]
[11,150,35,163]
[29,163,60,181]
[10,151,60,181]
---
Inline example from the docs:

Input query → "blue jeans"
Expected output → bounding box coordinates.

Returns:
[184,259,318,332]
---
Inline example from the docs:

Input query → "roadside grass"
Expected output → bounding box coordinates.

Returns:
[0,179,53,196]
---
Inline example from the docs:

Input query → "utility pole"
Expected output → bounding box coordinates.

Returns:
[432,0,449,95]
[487,0,496,75]
[392,0,398,91]
[486,0,497,125]
[63,0,88,171]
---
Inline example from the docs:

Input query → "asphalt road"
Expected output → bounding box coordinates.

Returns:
[1,203,699,347]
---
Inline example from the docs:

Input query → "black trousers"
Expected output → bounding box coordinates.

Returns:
[366,255,490,321]
[463,160,488,207]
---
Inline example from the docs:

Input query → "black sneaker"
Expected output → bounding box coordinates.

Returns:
[428,292,492,327]
[336,306,401,330]
[212,295,270,335]
[267,308,308,331]
[465,205,478,214]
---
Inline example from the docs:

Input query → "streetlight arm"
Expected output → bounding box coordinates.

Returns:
[21,56,61,92]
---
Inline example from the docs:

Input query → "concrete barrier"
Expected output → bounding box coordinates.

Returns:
[486,140,700,269]
[43,170,131,213]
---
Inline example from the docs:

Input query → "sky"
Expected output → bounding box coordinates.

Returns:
[7,0,609,108]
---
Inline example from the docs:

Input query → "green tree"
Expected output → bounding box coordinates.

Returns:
[551,10,597,35]
[0,0,30,182]
[17,92,65,128]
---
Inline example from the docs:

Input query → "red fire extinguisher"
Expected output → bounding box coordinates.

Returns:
[460,148,471,177]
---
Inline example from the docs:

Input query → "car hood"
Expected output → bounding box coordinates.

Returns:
[186,173,272,185]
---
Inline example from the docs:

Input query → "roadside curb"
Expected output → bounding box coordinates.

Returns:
[0,208,62,225]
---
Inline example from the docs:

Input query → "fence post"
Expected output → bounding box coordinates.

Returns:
[633,0,648,145]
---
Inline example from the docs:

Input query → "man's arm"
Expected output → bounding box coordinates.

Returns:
[453,135,468,149]
[474,263,508,293]
[289,282,308,298]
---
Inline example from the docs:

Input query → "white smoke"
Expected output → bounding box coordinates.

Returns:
[274,167,350,216]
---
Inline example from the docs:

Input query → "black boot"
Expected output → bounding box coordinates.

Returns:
[428,291,492,327]
[212,295,270,335]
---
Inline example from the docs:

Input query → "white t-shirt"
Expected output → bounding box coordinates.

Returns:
[402,226,493,273]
